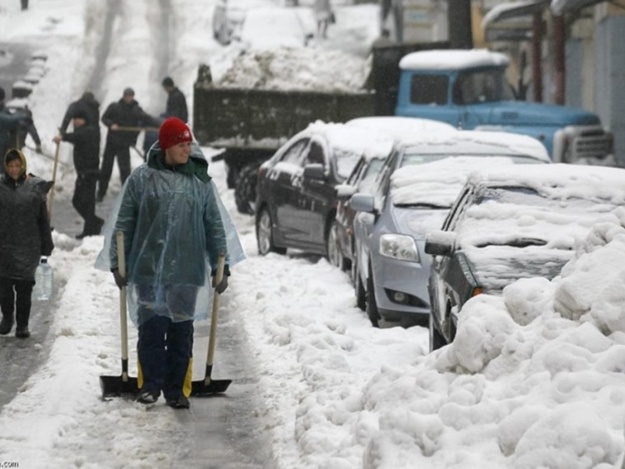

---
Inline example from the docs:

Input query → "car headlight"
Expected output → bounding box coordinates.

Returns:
[379,234,420,262]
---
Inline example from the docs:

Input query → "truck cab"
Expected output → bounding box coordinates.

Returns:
[394,49,613,163]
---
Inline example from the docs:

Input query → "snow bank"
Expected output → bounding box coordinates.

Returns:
[354,210,625,468]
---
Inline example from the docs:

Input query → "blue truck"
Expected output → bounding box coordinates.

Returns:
[392,48,612,163]
[194,44,613,214]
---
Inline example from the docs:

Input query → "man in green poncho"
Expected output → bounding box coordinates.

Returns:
[110,117,229,409]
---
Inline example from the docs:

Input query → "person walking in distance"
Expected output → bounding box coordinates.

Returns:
[0,149,54,338]
[109,117,232,409]
[98,87,156,202]
[313,0,333,39]
[161,77,188,123]
[53,109,103,239]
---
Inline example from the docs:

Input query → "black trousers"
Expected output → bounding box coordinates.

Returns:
[0,277,33,328]
[98,141,131,197]
[73,173,100,233]
[136,285,198,400]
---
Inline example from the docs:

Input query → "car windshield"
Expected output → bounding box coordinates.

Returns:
[335,149,364,180]
[458,185,620,250]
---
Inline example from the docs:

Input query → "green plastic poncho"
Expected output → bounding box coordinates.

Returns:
[95,142,245,326]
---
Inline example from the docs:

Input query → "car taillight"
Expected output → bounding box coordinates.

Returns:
[471,287,483,297]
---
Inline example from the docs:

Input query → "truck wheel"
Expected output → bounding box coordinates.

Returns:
[234,164,259,215]
[366,274,381,328]
[256,208,286,256]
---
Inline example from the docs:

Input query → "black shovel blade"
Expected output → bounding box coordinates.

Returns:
[100,375,140,400]
[191,378,232,396]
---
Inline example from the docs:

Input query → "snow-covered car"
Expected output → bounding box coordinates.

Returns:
[350,130,550,328]
[425,164,625,350]
[255,121,393,262]
[333,117,456,288]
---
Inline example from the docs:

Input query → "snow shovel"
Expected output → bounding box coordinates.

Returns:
[46,141,60,220]
[191,255,232,396]
[100,231,139,399]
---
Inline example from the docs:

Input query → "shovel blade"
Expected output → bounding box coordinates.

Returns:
[191,378,232,397]
[100,375,140,400]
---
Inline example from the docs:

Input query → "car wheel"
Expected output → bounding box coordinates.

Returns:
[353,259,366,311]
[234,163,259,215]
[256,208,286,256]
[429,314,447,352]
[366,273,381,328]
[326,221,345,270]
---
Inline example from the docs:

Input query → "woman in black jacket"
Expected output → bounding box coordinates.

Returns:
[0,149,54,338]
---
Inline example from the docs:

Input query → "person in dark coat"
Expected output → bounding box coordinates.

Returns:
[0,87,35,171]
[53,109,103,239]
[98,87,156,201]
[161,77,188,123]
[0,148,54,338]
[60,91,101,138]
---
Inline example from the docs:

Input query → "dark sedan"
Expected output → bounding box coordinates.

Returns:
[255,122,393,261]
[425,164,625,351]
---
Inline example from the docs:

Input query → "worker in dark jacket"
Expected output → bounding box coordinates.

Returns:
[53,110,103,239]
[98,87,156,201]
[161,77,188,123]
[0,88,37,170]
[0,148,54,338]
[60,91,101,138]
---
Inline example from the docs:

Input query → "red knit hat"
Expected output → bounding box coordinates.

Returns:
[159,117,193,150]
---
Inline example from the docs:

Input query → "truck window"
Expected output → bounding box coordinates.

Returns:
[453,69,515,105]
[410,74,448,105]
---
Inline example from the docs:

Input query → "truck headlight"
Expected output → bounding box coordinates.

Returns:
[379,234,420,262]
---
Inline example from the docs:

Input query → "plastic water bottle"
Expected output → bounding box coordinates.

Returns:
[33,257,54,301]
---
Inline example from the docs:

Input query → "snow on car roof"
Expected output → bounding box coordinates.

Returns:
[397,129,551,162]
[390,156,520,207]
[306,120,394,158]
[399,48,510,71]
[346,117,456,160]
[347,116,456,137]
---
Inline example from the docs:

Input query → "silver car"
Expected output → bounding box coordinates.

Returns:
[350,130,550,328]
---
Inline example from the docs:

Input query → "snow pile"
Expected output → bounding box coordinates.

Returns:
[214,46,370,92]
[353,211,625,468]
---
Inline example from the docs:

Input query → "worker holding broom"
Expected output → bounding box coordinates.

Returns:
[103,117,243,409]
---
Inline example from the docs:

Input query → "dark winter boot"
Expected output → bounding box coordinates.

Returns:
[15,293,31,339]
[0,314,13,335]
[15,327,30,339]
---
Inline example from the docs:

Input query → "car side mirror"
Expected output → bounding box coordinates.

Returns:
[303,164,325,181]
[335,184,356,200]
[350,193,375,213]
[424,230,457,257]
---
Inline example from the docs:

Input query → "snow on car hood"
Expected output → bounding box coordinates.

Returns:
[458,164,625,291]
